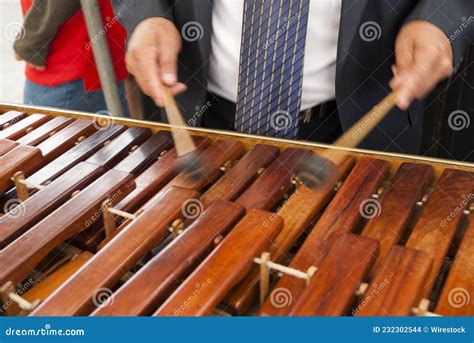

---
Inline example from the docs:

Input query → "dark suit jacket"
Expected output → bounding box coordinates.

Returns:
[114,0,473,154]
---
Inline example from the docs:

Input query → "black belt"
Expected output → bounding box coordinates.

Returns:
[300,100,338,124]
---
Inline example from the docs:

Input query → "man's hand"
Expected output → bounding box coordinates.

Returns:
[390,21,453,110]
[126,17,187,107]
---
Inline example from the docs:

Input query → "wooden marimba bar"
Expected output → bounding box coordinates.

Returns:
[0,104,472,317]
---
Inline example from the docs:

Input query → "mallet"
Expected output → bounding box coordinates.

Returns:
[161,86,205,181]
[296,91,398,188]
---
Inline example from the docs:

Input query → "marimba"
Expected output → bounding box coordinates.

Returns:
[0,103,472,317]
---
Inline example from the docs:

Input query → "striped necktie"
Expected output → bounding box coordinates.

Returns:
[235,0,310,139]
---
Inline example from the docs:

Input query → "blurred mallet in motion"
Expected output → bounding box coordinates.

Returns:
[161,86,205,181]
[295,91,398,188]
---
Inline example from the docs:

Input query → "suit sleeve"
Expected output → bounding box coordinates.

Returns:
[406,0,474,70]
[112,0,174,37]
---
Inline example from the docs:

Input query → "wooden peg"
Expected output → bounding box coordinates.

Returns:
[12,171,45,201]
[356,282,369,296]
[169,218,184,237]
[412,298,440,316]
[306,266,318,286]
[259,252,271,306]
[220,160,233,172]
[12,171,29,201]
[213,235,224,246]
[1,281,40,316]
[102,199,116,237]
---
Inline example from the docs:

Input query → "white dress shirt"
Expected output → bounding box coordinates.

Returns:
[208,0,342,111]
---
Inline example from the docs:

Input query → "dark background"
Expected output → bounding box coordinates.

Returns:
[422,45,474,163]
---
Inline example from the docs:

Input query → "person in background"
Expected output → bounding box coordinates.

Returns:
[14,0,129,115]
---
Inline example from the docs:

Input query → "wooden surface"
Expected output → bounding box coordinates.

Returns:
[154,209,283,316]
[0,114,50,140]
[0,138,18,156]
[0,162,104,248]
[22,252,94,303]
[36,119,97,161]
[115,138,209,213]
[1,102,473,181]
[27,125,126,186]
[112,132,174,176]
[0,111,25,129]
[235,148,312,210]
[362,163,433,264]
[17,116,73,146]
[435,215,474,316]
[201,144,279,207]
[355,246,432,316]
[30,187,199,316]
[92,200,245,316]
[288,234,378,316]
[406,169,474,298]
[163,140,242,192]
[0,145,44,193]
[259,157,389,316]
[85,126,151,169]
[0,170,135,285]
[225,154,354,315]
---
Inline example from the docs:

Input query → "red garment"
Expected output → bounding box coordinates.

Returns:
[21,0,128,91]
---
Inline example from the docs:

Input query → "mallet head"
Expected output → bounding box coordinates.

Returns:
[294,154,337,188]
